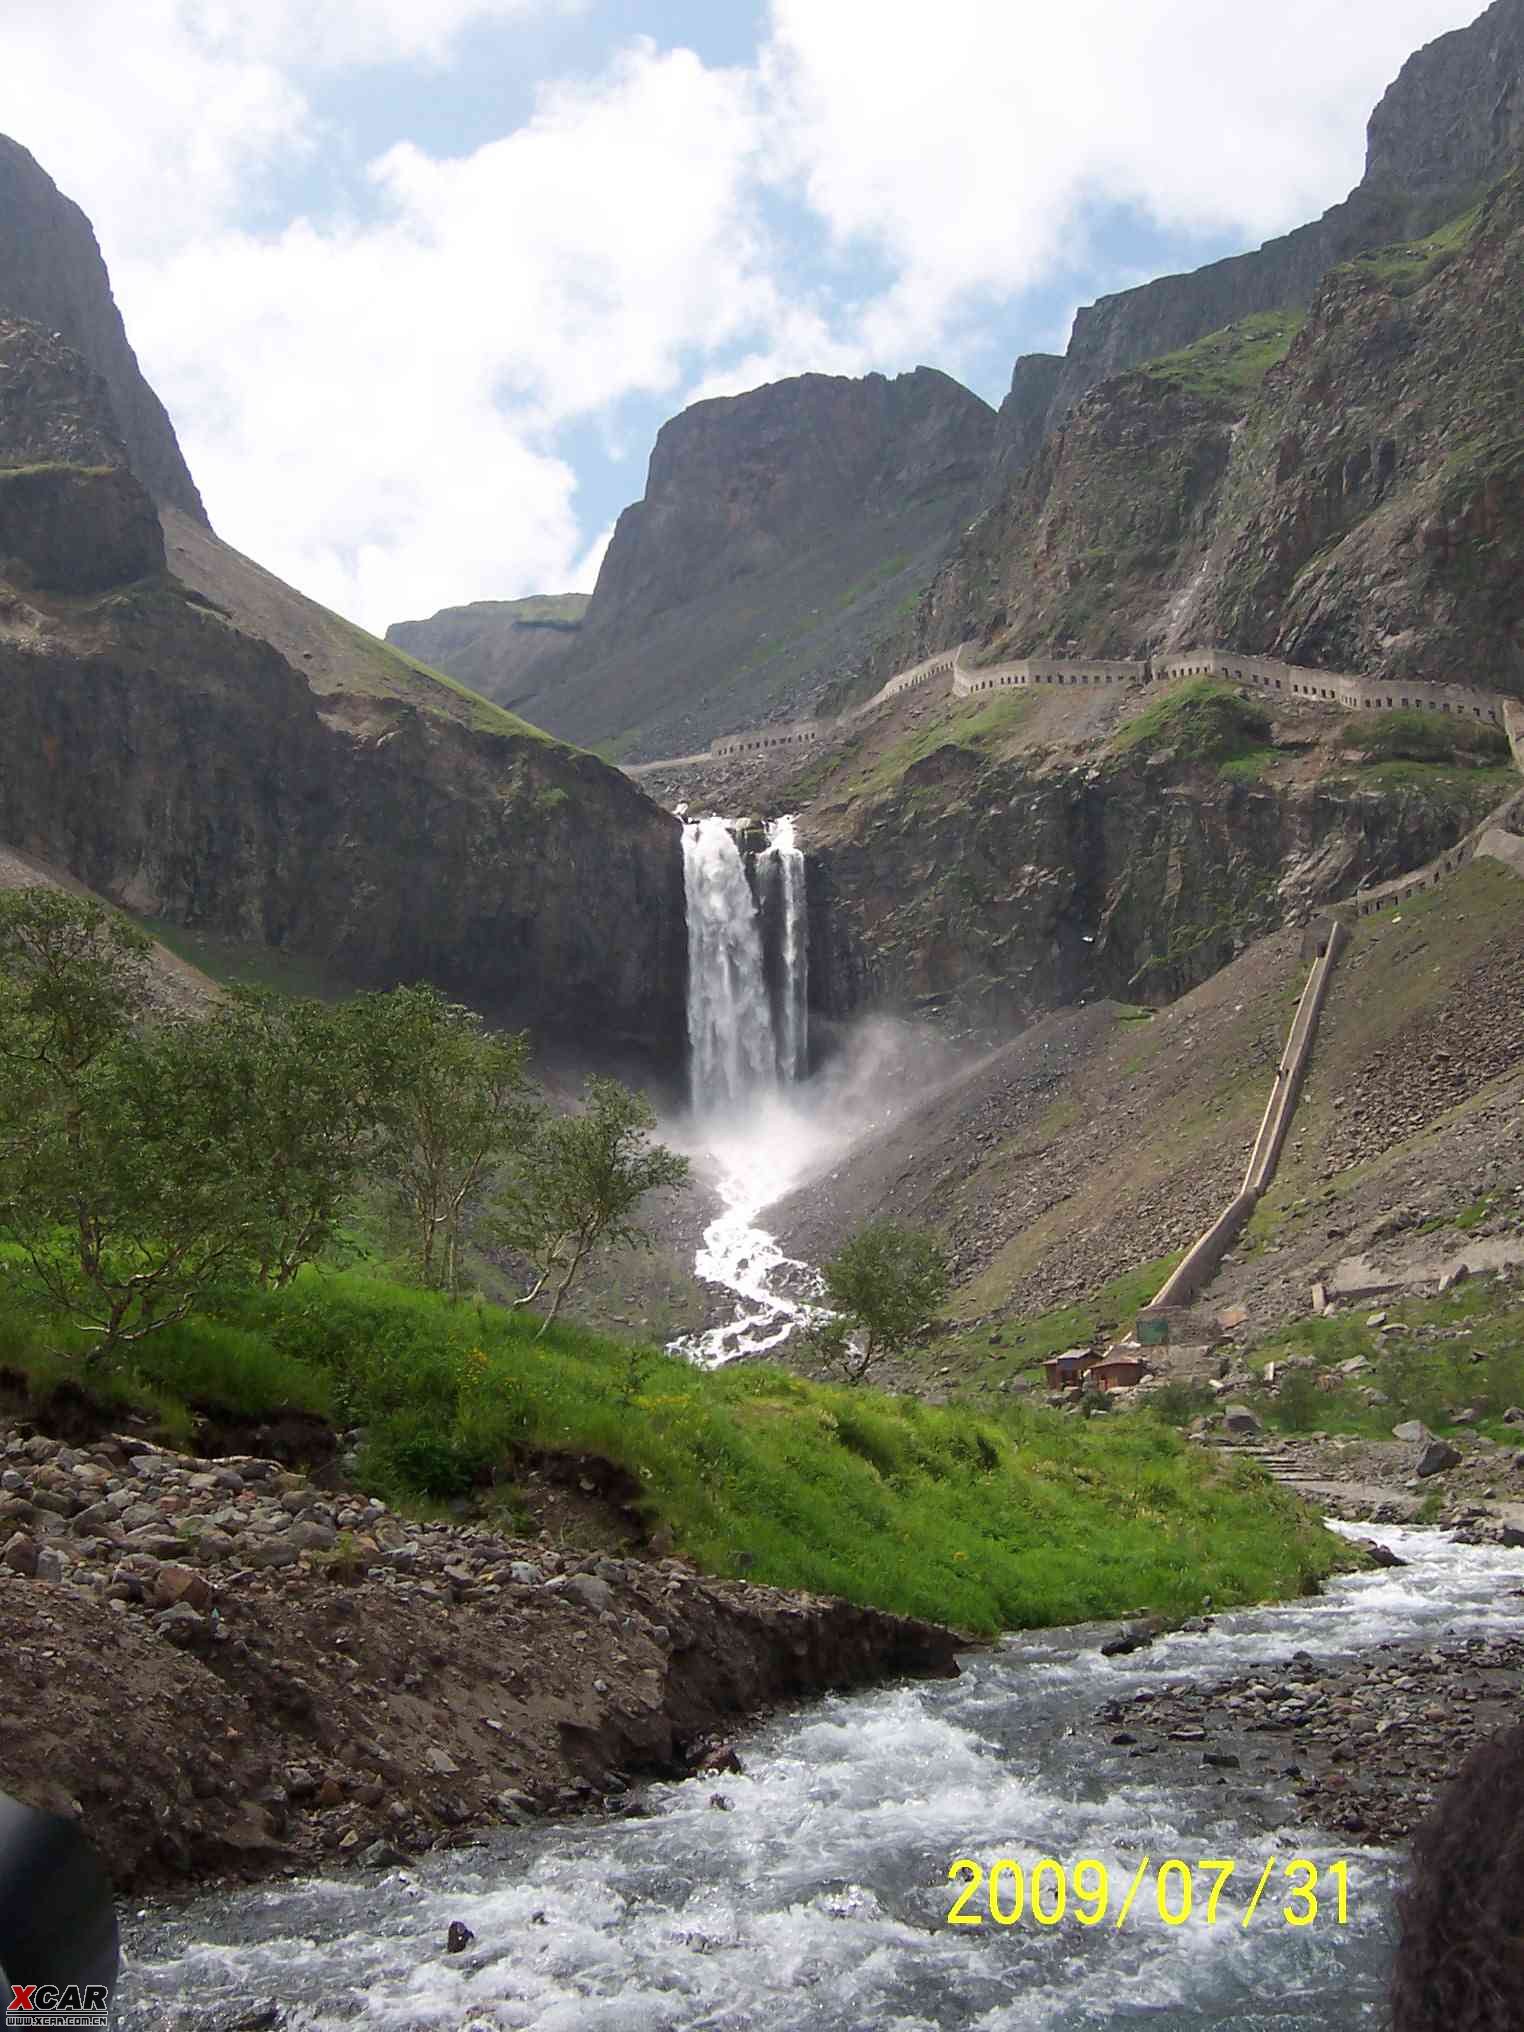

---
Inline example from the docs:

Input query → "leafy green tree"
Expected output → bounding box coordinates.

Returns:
[494,1076,689,1334]
[812,1220,949,1383]
[0,886,152,1081]
[0,892,264,1351]
[367,986,535,1296]
[204,988,405,1287]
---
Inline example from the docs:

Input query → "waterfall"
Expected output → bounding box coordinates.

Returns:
[683,813,811,1109]
[682,816,779,1114]
[762,815,808,1083]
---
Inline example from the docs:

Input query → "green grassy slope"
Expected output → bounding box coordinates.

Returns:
[0,1269,1345,1634]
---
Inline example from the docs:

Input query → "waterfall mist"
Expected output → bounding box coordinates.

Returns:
[673,813,958,1364]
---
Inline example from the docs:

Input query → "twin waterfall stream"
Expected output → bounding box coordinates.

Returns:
[675,814,822,1366]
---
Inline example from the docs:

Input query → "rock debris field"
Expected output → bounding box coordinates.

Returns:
[0,1422,955,1893]
[1097,1633,1524,1848]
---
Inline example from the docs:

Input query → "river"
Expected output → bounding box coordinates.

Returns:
[117,1523,1521,2030]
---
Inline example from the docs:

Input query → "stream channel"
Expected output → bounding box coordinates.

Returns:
[117,1523,1520,2030]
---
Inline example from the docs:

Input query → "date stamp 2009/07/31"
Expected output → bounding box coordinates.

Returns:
[946,1856,1352,1930]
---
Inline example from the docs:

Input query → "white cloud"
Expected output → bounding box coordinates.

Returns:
[0,0,1491,633]
[763,0,1482,312]
[109,40,772,625]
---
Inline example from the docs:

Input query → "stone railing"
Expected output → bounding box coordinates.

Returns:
[1154,649,1508,729]
[623,641,1521,777]
[1138,763,1524,1326]
[711,718,829,760]
[952,651,1136,698]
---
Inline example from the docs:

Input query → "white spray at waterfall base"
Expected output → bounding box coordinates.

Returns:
[673,812,821,1364]
[673,816,960,1366]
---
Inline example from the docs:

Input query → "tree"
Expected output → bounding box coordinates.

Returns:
[203,988,404,1288]
[367,986,535,1296]
[0,892,265,1352]
[0,886,152,1082]
[812,1221,949,1383]
[494,1076,689,1334]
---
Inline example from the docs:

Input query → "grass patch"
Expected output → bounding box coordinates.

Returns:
[1248,1274,1524,1443]
[0,1269,1342,1633]
[946,1254,1184,1369]
[1139,310,1306,402]
[1340,709,1510,768]
[139,921,359,1001]
[853,689,1040,799]
[1219,747,1282,784]
[1110,680,1274,769]
[1342,204,1482,296]
[324,614,559,743]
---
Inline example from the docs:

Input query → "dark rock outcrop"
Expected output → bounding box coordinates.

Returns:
[1,582,686,1071]
[993,0,1524,463]
[496,368,994,758]
[0,136,205,521]
[0,317,165,593]
[0,259,685,1071]
[870,153,1524,702]
[989,352,1064,488]
[386,593,588,706]
[807,746,1496,1033]
[586,367,991,635]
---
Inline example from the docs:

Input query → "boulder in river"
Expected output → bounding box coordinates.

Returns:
[1101,1619,1164,1657]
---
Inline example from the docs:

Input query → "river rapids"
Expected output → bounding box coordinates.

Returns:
[118,1524,1522,2029]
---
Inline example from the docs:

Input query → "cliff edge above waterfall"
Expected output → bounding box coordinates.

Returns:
[0,143,688,1070]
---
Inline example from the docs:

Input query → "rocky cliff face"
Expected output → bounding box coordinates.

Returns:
[0,137,205,522]
[0,316,166,594]
[584,368,991,635]
[1,598,686,1066]
[806,745,1497,1033]
[478,369,994,759]
[385,594,588,707]
[872,153,1524,703]
[0,304,686,1069]
[991,0,1524,467]
[1182,164,1524,693]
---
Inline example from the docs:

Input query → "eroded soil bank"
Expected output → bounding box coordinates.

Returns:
[0,1422,958,1896]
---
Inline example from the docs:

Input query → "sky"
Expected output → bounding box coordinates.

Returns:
[0,0,1488,634]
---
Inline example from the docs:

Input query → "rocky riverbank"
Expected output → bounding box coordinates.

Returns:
[1096,1625,1524,1848]
[0,1423,959,1895]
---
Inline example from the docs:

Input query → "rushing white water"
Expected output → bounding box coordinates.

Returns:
[675,813,819,1363]
[672,1092,833,1366]
[761,815,808,1084]
[683,816,778,1116]
[117,1524,1524,2030]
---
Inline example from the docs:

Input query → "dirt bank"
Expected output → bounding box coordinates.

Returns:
[0,1423,959,1896]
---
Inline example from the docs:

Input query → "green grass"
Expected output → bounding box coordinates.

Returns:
[0,1268,1344,1633]
[325,614,558,743]
[139,921,359,1001]
[853,689,1040,798]
[944,1254,1184,1364]
[1342,203,1482,296]
[1341,709,1511,768]
[1139,311,1306,402]
[1110,680,1274,769]
[1219,747,1282,784]
[1247,1274,1524,1445]
[0,460,118,480]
